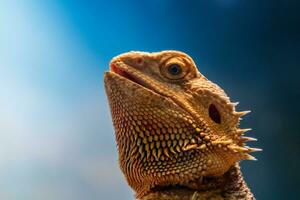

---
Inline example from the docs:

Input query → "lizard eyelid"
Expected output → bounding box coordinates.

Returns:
[161,59,189,80]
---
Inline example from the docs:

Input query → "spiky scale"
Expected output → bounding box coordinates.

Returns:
[240,136,257,142]
[152,148,158,160]
[244,154,257,161]
[228,102,239,107]
[228,145,248,152]
[157,148,162,159]
[178,139,184,147]
[163,148,170,158]
[237,128,252,135]
[183,139,189,147]
[182,144,197,151]
[247,147,263,152]
[198,144,207,150]
[235,110,251,117]
[170,146,176,154]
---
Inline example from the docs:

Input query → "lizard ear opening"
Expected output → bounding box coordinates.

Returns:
[209,104,221,124]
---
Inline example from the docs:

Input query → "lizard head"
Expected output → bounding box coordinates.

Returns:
[104,50,260,198]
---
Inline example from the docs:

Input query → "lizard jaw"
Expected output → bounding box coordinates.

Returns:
[108,60,172,100]
[109,62,153,94]
[110,62,144,89]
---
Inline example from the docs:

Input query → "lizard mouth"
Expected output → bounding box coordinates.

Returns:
[110,63,145,88]
[109,61,168,99]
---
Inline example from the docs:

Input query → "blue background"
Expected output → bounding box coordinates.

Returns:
[0,0,299,199]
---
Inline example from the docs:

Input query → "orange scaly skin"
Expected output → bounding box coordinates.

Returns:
[104,51,261,200]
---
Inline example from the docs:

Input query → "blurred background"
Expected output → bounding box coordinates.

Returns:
[0,0,299,199]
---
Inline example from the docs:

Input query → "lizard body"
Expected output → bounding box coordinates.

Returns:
[104,51,260,200]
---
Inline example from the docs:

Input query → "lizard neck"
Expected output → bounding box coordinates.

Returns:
[139,163,255,200]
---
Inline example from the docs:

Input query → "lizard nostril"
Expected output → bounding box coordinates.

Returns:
[136,58,143,65]
[209,104,221,124]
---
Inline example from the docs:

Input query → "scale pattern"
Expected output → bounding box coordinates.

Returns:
[104,51,260,199]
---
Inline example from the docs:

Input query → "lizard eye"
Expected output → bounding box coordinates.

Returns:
[168,64,182,75]
[161,58,189,80]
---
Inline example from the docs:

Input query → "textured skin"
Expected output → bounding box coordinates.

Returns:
[104,51,260,199]
[141,164,254,200]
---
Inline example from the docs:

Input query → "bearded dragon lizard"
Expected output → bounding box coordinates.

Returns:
[104,51,261,200]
